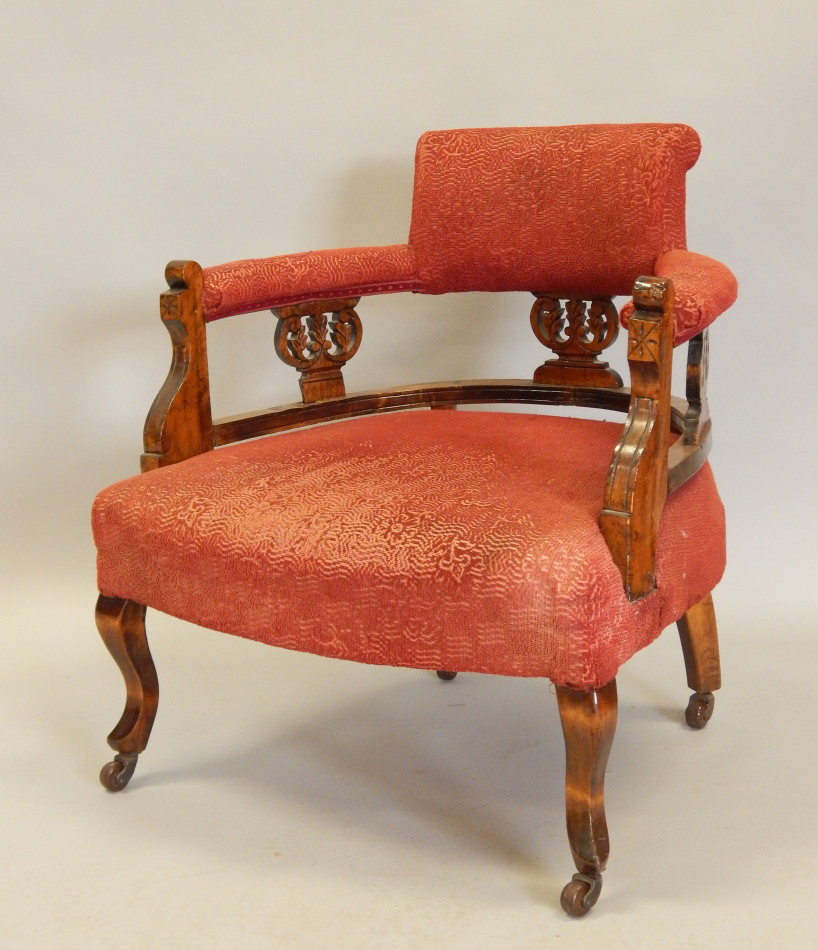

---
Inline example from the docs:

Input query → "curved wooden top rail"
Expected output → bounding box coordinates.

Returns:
[211,379,708,493]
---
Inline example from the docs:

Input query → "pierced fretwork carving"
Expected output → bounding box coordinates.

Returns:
[273,297,362,403]
[684,330,711,446]
[530,295,622,388]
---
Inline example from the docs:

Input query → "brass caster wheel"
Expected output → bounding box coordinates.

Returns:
[560,872,603,917]
[685,691,715,729]
[99,753,138,791]
[436,670,458,681]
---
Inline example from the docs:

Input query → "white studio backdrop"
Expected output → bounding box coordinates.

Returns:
[2,0,816,634]
[2,2,818,947]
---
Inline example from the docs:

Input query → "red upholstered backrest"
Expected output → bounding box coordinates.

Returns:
[408,124,701,297]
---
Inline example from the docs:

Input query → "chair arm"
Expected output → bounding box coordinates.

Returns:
[600,276,674,600]
[142,248,422,470]
[620,250,737,346]
[202,244,422,321]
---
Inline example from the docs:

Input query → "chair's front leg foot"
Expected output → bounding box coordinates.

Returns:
[677,593,721,729]
[96,596,158,791]
[555,679,618,917]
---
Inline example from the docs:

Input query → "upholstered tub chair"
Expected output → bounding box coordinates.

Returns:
[92,124,737,916]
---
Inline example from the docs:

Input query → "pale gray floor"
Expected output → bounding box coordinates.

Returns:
[2,574,816,949]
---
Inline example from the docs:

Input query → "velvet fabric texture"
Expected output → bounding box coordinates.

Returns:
[201,124,734,343]
[93,412,725,690]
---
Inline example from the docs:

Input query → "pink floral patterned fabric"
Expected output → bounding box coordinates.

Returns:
[93,411,725,690]
[407,124,700,296]
[203,244,421,321]
[199,125,734,344]
[620,250,738,345]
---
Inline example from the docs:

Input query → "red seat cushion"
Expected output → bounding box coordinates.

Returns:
[92,411,725,689]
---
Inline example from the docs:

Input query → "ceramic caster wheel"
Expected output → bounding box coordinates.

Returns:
[685,691,715,729]
[560,873,603,917]
[436,671,458,681]
[99,753,138,791]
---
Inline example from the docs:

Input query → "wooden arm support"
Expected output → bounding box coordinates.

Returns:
[599,276,674,600]
[141,261,214,472]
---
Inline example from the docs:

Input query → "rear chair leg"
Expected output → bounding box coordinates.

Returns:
[96,595,158,790]
[555,679,618,917]
[676,593,721,729]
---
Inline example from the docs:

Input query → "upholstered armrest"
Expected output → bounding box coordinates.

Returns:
[620,250,737,346]
[202,244,422,321]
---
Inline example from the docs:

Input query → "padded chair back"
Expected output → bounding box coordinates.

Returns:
[408,123,701,298]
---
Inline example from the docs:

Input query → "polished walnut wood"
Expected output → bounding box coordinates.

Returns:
[214,379,632,444]
[683,330,711,447]
[599,276,674,600]
[677,592,721,728]
[141,261,213,472]
[531,294,623,388]
[96,596,159,790]
[667,429,711,493]
[273,297,362,402]
[556,680,618,917]
[667,330,713,490]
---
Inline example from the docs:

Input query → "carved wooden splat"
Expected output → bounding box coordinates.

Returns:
[530,294,623,388]
[273,297,362,403]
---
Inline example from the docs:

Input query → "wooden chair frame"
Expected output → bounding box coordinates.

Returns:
[98,260,722,916]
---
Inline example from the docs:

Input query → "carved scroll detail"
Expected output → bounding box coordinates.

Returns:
[530,295,622,388]
[142,260,214,472]
[273,298,362,402]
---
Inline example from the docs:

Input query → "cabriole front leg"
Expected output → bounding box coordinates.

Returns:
[555,680,618,917]
[96,595,159,791]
